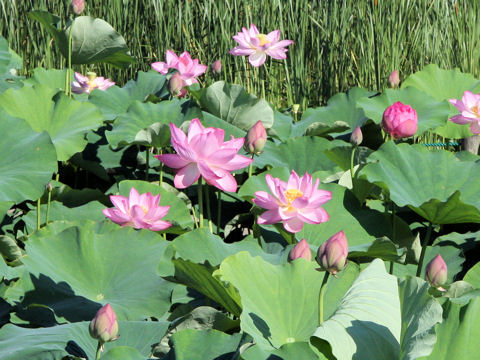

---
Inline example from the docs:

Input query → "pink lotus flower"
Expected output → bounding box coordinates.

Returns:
[449,91,480,134]
[252,170,331,233]
[382,101,418,139]
[89,303,119,344]
[151,50,207,87]
[155,119,253,192]
[288,238,312,262]
[103,188,171,231]
[71,72,115,94]
[229,24,294,67]
[425,254,448,290]
[316,231,349,276]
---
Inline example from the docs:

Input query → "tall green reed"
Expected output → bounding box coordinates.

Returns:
[1,0,478,108]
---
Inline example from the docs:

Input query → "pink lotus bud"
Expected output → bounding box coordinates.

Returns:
[425,254,447,289]
[381,101,418,139]
[244,120,267,155]
[288,239,312,262]
[316,231,348,276]
[211,60,222,75]
[389,70,400,88]
[350,126,363,146]
[89,304,119,344]
[70,0,85,15]
[169,72,186,97]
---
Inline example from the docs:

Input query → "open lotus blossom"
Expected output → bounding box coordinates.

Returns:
[449,91,480,134]
[252,170,332,233]
[229,24,293,67]
[103,188,171,231]
[155,118,253,192]
[71,72,115,94]
[151,50,207,87]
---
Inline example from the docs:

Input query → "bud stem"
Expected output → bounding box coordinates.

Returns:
[198,177,204,228]
[248,153,255,178]
[350,146,356,187]
[205,183,213,234]
[416,222,433,277]
[95,341,103,360]
[36,198,41,230]
[318,272,329,325]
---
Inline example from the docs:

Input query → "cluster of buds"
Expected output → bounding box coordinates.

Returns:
[288,231,349,277]
[244,120,267,155]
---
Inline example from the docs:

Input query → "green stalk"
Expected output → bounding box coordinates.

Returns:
[350,146,356,185]
[66,25,73,97]
[198,177,204,228]
[158,148,163,186]
[318,272,329,325]
[416,222,433,277]
[145,148,150,181]
[95,341,103,360]
[216,190,222,236]
[36,198,41,230]
[205,183,213,233]
[389,202,396,274]
[248,153,255,178]
[46,183,52,225]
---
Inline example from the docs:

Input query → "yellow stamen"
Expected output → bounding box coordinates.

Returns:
[86,72,98,92]
[473,105,480,117]
[256,34,270,46]
[284,189,303,210]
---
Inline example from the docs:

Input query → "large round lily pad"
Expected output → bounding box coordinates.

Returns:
[360,141,480,224]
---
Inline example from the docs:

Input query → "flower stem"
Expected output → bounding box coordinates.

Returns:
[350,146,356,186]
[318,272,329,325]
[248,153,255,178]
[198,178,204,228]
[158,148,163,186]
[285,231,295,245]
[145,148,150,181]
[216,190,222,236]
[389,202,396,274]
[36,198,41,230]
[66,25,73,97]
[46,184,52,225]
[416,222,433,277]
[95,341,103,360]
[205,184,213,233]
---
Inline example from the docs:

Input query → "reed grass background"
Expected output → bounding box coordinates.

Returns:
[1,0,479,109]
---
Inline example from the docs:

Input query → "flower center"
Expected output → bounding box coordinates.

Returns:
[256,34,270,46]
[284,189,303,206]
[473,105,480,117]
[141,206,148,214]
[86,72,98,92]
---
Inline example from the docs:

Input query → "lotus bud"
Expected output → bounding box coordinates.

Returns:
[389,70,400,88]
[211,60,222,75]
[382,101,418,139]
[169,72,185,97]
[244,120,267,155]
[316,231,348,276]
[70,0,85,15]
[89,303,119,344]
[288,239,312,262]
[350,126,363,146]
[425,254,447,290]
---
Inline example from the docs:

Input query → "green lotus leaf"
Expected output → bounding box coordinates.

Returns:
[198,81,273,131]
[311,259,401,360]
[106,100,183,149]
[201,112,246,139]
[215,251,324,350]
[418,295,480,359]
[241,342,326,360]
[0,235,23,263]
[0,110,57,203]
[158,228,279,316]
[0,84,104,161]
[239,168,413,248]
[349,237,405,262]
[0,36,12,75]
[360,142,480,224]
[117,180,193,231]
[356,87,451,136]
[0,35,22,93]
[269,110,293,142]
[89,71,168,120]
[168,329,243,360]
[293,87,373,137]
[398,277,443,360]
[255,136,342,175]
[0,320,169,360]
[464,262,480,288]
[24,68,72,92]
[20,224,173,321]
